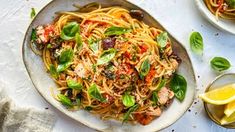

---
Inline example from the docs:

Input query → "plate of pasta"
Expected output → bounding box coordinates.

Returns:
[195,0,235,35]
[22,0,196,131]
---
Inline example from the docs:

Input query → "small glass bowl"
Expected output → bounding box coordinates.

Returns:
[204,73,235,129]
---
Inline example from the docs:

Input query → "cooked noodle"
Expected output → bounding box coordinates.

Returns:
[31,3,180,125]
[205,0,235,20]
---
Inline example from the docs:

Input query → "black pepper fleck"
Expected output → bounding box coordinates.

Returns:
[45,107,49,110]
[188,109,191,112]
[172,129,175,132]
[215,33,219,36]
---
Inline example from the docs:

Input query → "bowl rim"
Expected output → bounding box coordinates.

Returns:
[203,73,235,129]
[21,0,197,131]
[194,0,235,35]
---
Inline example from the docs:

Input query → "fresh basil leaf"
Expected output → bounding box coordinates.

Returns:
[122,92,135,107]
[104,26,131,36]
[76,98,81,107]
[123,104,139,123]
[190,32,203,55]
[67,79,83,90]
[226,0,235,8]
[210,57,231,72]
[97,48,116,65]
[31,28,37,41]
[47,44,52,49]
[60,22,80,40]
[30,8,36,19]
[88,38,99,53]
[88,84,106,102]
[156,79,166,91]
[57,94,73,107]
[57,62,71,73]
[59,49,74,64]
[139,59,150,79]
[156,32,168,48]
[84,106,93,111]
[151,91,158,105]
[170,74,187,102]
[49,64,59,79]
[75,32,83,51]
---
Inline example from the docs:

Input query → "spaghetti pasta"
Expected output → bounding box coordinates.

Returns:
[30,3,181,125]
[205,0,235,20]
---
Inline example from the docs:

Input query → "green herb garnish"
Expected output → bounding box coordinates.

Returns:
[67,79,83,90]
[30,8,36,19]
[156,32,168,48]
[190,32,204,55]
[139,59,150,79]
[104,26,131,36]
[49,64,59,79]
[122,92,135,107]
[210,57,231,72]
[60,22,80,40]
[170,74,187,101]
[57,94,73,107]
[88,84,106,102]
[123,104,139,123]
[97,48,116,65]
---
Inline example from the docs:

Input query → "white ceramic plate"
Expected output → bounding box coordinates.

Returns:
[195,0,235,35]
[22,0,196,131]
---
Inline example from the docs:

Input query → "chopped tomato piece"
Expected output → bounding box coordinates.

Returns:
[139,44,148,54]
[124,51,131,59]
[44,25,54,37]
[145,66,156,84]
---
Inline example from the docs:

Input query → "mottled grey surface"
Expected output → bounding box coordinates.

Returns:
[0,0,234,132]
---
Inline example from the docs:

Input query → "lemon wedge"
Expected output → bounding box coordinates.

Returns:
[221,111,235,125]
[199,84,235,105]
[224,100,235,117]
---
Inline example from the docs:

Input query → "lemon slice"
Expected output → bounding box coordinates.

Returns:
[225,100,235,117]
[199,84,235,105]
[221,111,235,125]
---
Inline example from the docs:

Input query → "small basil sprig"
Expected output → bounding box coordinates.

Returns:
[30,8,36,19]
[88,84,106,102]
[151,91,158,105]
[88,38,99,53]
[156,78,166,91]
[57,48,74,72]
[49,64,59,79]
[122,92,135,107]
[60,22,80,40]
[210,57,231,72]
[123,104,139,123]
[57,94,73,107]
[189,32,203,55]
[31,28,37,41]
[170,74,187,102]
[104,26,131,36]
[75,32,83,51]
[67,79,83,90]
[156,32,168,48]
[57,62,72,73]
[139,59,150,79]
[97,48,116,65]
[59,48,74,63]
[226,0,235,8]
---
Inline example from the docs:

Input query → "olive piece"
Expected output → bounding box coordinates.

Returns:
[130,9,144,21]
[102,37,116,50]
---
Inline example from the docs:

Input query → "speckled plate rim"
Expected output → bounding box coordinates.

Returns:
[195,0,235,35]
[204,73,235,129]
[21,0,196,131]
